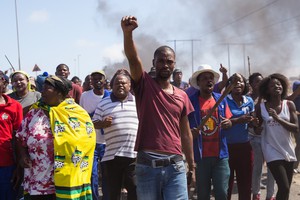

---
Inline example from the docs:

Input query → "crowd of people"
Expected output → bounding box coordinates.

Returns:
[0,15,300,200]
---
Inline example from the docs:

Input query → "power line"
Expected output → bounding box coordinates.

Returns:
[200,0,280,38]
[242,14,300,43]
[202,13,300,47]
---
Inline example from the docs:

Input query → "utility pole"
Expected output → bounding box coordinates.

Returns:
[166,40,177,53]
[167,39,201,73]
[248,56,251,76]
[14,0,21,70]
[221,43,252,76]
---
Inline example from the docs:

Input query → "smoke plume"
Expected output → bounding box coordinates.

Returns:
[97,0,300,80]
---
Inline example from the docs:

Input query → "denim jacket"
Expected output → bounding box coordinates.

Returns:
[188,91,229,162]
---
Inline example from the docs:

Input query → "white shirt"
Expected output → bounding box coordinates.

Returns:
[261,100,296,162]
[80,89,105,144]
[93,93,138,161]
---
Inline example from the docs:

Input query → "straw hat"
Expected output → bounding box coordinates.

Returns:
[190,64,220,89]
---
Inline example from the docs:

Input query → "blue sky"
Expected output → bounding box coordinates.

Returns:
[1,0,299,81]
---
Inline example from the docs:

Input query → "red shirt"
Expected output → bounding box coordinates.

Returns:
[133,72,194,155]
[199,96,232,157]
[0,94,23,166]
[68,83,82,104]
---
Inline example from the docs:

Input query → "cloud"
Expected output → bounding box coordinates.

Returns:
[102,43,124,63]
[29,10,49,23]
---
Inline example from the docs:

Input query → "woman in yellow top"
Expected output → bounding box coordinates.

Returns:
[16,75,96,200]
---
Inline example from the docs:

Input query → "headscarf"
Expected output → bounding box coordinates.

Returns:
[44,75,72,97]
[11,70,31,91]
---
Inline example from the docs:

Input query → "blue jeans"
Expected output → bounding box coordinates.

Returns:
[91,143,107,200]
[196,157,230,200]
[250,135,275,198]
[0,165,16,200]
[135,155,188,200]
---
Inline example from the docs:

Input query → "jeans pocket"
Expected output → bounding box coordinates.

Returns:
[172,161,186,173]
[135,163,151,176]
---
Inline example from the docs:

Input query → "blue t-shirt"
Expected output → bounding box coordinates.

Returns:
[223,94,254,144]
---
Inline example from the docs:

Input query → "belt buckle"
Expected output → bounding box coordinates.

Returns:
[151,158,170,168]
[152,159,162,168]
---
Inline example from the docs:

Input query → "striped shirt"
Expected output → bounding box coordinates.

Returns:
[93,93,138,162]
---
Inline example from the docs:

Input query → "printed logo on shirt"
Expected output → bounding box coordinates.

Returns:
[71,147,82,167]
[1,113,8,120]
[68,117,81,130]
[54,155,65,170]
[54,120,66,136]
[201,115,218,136]
[242,106,250,114]
[85,122,94,137]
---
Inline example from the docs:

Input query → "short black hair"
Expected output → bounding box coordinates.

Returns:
[110,69,132,88]
[226,73,249,95]
[71,76,81,82]
[248,72,263,85]
[153,46,175,59]
[56,63,69,71]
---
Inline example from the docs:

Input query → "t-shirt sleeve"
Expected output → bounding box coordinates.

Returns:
[92,103,103,121]
[133,71,147,96]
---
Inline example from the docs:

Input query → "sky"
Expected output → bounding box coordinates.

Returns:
[1,0,300,82]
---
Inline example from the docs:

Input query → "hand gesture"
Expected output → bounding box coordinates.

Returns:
[239,114,254,124]
[268,108,278,119]
[219,64,228,74]
[251,116,260,127]
[220,115,232,129]
[103,116,113,128]
[121,16,138,33]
